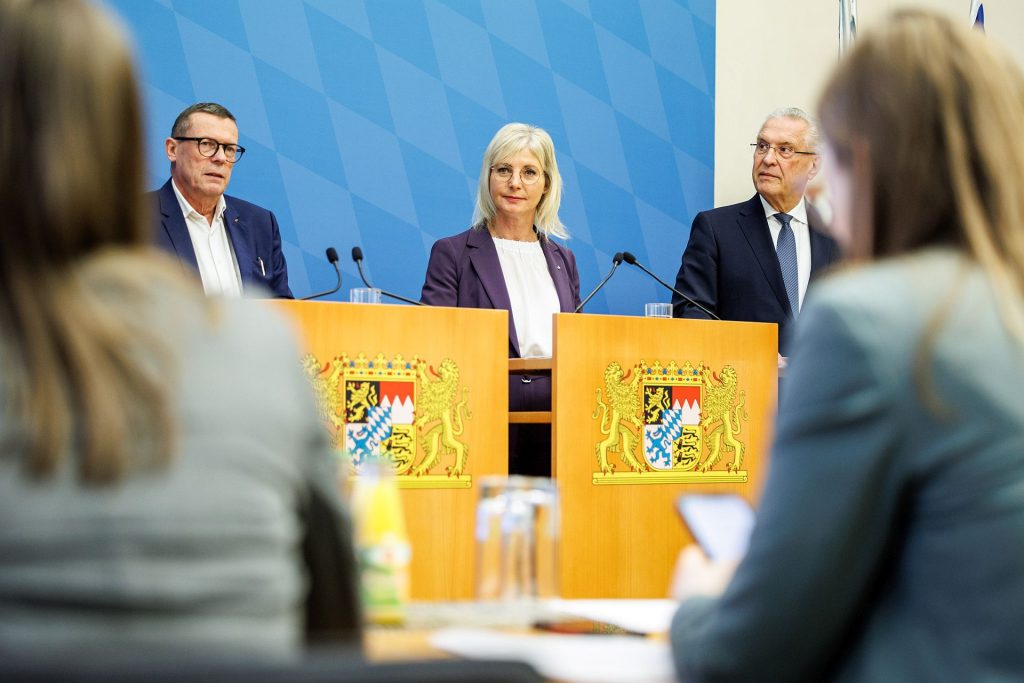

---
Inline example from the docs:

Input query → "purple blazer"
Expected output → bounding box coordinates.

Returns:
[420,226,581,412]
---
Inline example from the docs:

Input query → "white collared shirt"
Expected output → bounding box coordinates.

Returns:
[492,237,560,358]
[760,195,811,313]
[171,180,243,297]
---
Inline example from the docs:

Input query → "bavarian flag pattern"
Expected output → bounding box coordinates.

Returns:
[343,372,416,468]
[642,367,702,471]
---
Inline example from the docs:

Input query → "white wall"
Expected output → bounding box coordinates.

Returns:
[714,0,1024,206]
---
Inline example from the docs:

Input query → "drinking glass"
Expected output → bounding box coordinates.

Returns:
[475,476,558,602]
[350,287,382,304]
[645,302,672,318]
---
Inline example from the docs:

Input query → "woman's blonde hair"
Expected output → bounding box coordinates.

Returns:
[819,9,1024,344]
[0,0,199,482]
[473,123,568,239]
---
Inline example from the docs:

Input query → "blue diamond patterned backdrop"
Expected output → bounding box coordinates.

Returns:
[108,0,715,314]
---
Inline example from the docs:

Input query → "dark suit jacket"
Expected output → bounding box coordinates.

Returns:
[671,194,840,355]
[151,180,293,298]
[420,226,580,411]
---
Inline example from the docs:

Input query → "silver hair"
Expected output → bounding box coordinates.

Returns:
[761,107,819,151]
[472,123,567,239]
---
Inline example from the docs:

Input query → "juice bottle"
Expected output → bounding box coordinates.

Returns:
[350,454,411,625]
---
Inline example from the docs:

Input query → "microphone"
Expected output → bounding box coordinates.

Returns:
[621,251,720,320]
[351,246,423,306]
[299,247,342,301]
[574,252,624,313]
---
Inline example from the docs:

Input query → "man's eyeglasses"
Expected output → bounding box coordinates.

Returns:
[490,164,545,186]
[751,141,816,160]
[174,137,246,163]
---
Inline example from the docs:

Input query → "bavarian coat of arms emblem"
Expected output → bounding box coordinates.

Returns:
[302,352,471,487]
[592,360,748,484]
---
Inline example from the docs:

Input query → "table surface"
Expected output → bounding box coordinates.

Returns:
[365,600,550,661]
[361,600,677,683]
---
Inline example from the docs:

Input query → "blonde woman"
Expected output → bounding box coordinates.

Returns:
[671,11,1024,681]
[0,0,357,654]
[421,123,580,476]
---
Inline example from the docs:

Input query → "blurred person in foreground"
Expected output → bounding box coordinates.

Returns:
[671,10,1024,682]
[0,0,358,655]
[420,123,580,477]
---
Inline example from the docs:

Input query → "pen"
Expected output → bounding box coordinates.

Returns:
[258,257,265,277]
[532,619,645,636]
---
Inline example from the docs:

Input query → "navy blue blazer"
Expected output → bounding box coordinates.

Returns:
[420,226,581,412]
[671,194,840,355]
[151,180,293,298]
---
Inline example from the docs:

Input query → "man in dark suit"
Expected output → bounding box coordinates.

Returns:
[151,102,292,298]
[672,108,839,357]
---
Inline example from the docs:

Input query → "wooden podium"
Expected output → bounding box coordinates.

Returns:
[273,301,508,600]
[552,313,778,598]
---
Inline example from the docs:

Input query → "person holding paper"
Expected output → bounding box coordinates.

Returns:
[420,123,581,476]
[671,11,1024,681]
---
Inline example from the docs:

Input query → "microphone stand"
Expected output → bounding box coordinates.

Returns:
[622,252,720,320]
[575,253,623,313]
[299,247,342,301]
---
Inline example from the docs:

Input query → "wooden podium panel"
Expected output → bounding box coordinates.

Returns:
[553,313,777,598]
[273,301,508,600]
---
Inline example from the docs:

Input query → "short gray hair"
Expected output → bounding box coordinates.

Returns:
[170,102,236,138]
[761,107,819,151]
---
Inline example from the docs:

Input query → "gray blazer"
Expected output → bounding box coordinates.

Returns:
[672,249,1024,681]
[0,283,350,655]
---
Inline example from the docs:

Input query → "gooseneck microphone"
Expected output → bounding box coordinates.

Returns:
[621,251,720,320]
[574,252,624,313]
[350,246,423,306]
[299,247,342,301]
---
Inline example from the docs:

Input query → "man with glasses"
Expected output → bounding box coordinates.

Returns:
[151,102,292,298]
[671,108,839,358]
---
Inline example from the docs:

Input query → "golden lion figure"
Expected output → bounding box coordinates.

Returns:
[644,386,670,423]
[346,381,378,423]
[301,354,345,437]
[593,362,648,475]
[413,359,471,477]
[699,365,747,472]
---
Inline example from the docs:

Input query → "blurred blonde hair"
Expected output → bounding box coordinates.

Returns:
[473,123,568,239]
[0,0,201,482]
[819,9,1024,345]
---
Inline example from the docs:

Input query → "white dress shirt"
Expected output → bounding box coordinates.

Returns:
[493,237,560,358]
[760,195,812,313]
[171,180,243,297]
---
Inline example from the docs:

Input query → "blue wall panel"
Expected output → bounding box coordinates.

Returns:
[109,0,715,314]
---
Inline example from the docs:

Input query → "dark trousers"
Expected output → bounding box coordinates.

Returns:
[508,374,552,477]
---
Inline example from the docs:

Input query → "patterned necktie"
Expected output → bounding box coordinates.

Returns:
[774,212,799,317]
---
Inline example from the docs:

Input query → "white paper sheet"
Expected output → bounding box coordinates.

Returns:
[431,627,676,683]
[545,599,680,635]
